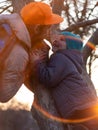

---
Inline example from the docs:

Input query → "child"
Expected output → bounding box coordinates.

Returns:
[32,32,98,130]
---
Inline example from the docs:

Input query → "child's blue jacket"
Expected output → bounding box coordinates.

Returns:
[37,49,98,118]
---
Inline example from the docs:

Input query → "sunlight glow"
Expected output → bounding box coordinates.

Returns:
[14,84,34,109]
[86,41,96,50]
[33,101,98,124]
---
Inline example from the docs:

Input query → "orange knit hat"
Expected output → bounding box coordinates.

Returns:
[20,2,63,25]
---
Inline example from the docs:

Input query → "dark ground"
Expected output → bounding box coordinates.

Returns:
[0,98,40,130]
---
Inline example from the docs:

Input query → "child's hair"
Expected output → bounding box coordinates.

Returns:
[60,31,83,51]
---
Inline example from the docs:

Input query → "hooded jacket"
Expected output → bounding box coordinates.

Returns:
[37,49,98,118]
[37,32,98,118]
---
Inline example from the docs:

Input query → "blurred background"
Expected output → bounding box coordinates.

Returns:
[0,0,98,129]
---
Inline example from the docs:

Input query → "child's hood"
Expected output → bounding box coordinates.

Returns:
[59,49,83,74]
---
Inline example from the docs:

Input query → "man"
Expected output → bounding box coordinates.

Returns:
[20,2,63,91]
[0,2,63,102]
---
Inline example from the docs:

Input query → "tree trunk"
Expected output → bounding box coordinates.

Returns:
[12,0,34,13]
[31,84,66,130]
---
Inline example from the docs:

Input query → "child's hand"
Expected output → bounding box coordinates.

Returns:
[30,48,49,65]
[30,49,42,63]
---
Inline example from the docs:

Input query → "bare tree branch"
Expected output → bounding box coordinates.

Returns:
[62,18,98,32]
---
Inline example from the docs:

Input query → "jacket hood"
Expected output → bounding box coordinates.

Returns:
[58,49,83,73]
[60,31,83,51]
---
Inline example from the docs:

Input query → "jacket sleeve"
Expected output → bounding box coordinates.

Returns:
[37,53,76,87]
[0,14,31,102]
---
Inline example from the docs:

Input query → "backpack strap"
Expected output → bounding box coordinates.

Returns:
[0,23,31,73]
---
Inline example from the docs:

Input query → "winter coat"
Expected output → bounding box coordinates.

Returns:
[37,49,98,118]
[0,14,31,102]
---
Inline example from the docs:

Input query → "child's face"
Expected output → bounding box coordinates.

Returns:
[51,34,66,52]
